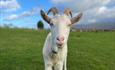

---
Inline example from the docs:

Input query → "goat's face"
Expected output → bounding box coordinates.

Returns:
[50,15,71,47]
[41,7,83,53]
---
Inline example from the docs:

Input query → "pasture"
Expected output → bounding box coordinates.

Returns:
[0,28,115,70]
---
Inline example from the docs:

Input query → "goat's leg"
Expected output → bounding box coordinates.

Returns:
[54,62,63,70]
[45,63,52,70]
[64,58,67,70]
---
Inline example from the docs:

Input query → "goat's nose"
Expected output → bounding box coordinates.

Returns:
[57,36,64,41]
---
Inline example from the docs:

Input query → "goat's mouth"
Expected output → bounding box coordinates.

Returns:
[52,50,58,54]
[56,41,64,46]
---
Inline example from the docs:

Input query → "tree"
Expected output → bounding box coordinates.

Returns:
[37,20,44,29]
[3,23,13,28]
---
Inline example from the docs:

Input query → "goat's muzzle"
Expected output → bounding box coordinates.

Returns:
[56,36,64,47]
[56,36,64,48]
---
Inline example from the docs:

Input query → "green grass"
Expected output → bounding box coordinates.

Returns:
[0,28,115,70]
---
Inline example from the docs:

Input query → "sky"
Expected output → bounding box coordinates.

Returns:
[0,0,115,29]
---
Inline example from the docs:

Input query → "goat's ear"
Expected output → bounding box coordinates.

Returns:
[40,10,51,24]
[71,13,83,24]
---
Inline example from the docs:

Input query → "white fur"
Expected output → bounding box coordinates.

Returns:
[43,15,71,70]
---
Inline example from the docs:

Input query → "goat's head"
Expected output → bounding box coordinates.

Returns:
[41,7,83,53]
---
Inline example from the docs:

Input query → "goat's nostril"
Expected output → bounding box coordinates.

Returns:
[57,37,64,41]
[57,37,59,41]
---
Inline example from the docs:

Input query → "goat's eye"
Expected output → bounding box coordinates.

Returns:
[50,23,54,26]
[68,24,71,26]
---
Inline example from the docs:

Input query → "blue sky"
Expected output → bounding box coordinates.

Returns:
[0,0,115,29]
[0,0,53,29]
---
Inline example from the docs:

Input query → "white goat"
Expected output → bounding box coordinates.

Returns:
[40,7,83,70]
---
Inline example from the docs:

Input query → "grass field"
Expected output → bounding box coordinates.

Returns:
[0,28,115,70]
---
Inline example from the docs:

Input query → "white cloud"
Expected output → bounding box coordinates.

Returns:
[100,0,111,4]
[88,19,97,23]
[5,14,18,20]
[51,0,72,3]
[97,6,115,18]
[4,7,40,21]
[51,0,111,11]
[51,0,115,24]
[0,0,20,12]
[98,6,107,14]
